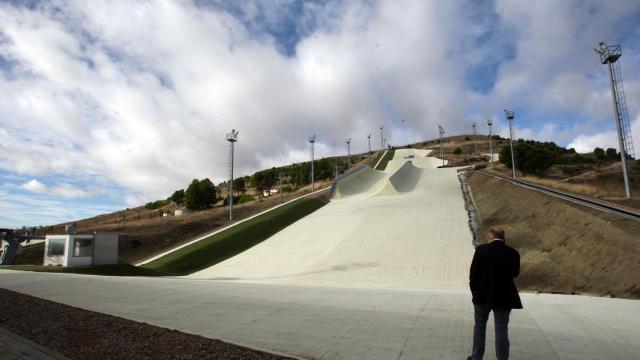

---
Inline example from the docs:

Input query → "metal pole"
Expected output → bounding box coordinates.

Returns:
[505,110,516,179]
[347,138,352,168]
[229,141,234,220]
[472,123,478,155]
[380,126,384,150]
[309,135,315,191]
[607,62,632,198]
[367,134,371,154]
[279,173,283,203]
[226,129,238,221]
[487,118,494,166]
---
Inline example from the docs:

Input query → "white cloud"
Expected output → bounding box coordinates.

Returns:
[0,0,639,213]
[21,179,46,193]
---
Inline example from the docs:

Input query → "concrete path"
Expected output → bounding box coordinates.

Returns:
[1,271,638,360]
[189,149,473,289]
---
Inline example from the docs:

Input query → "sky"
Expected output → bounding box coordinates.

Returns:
[1,0,640,228]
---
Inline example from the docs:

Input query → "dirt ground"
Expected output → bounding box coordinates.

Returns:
[0,288,289,360]
[467,171,640,299]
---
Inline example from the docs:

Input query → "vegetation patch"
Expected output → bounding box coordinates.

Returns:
[142,196,327,275]
[375,149,395,171]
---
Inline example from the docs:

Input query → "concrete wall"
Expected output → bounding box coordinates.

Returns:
[92,232,118,265]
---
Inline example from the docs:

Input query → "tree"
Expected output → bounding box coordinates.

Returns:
[499,141,554,176]
[593,147,605,160]
[605,148,618,161]
[168,189,185,204]
[233,177,246,195]
[185,178,217,210]
[453,147,462,155]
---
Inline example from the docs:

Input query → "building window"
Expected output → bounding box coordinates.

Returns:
[47,238,65,256]
[73,238,93,257]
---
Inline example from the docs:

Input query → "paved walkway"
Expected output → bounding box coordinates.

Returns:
[1,271,638,360]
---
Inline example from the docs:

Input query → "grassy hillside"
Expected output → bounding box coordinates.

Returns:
[142,196,327,275]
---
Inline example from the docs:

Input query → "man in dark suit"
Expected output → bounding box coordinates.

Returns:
[468,227,522,360]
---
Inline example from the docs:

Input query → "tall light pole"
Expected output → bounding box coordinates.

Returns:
[487,118,494,166]
[279,173,283,203]
[472,122,478,155]
[226,129,238,221]
[346,138,352,168]
[380,126,384,150]
[595,41,634,198]
[438,124,445,166]
[367,133,372,154]
[309,134,316,191]
[504,109,516,179]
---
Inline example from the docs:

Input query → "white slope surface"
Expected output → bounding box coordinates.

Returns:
[189,149,474,290]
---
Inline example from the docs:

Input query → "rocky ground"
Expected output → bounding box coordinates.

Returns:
[0,288,290,360]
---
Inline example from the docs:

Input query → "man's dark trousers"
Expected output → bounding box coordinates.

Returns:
[469,240,522,360]
[472,304,510,360]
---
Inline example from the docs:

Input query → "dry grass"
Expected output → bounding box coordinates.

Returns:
[468,171,640,299]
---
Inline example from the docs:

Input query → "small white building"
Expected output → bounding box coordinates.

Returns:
[43,232,119,267]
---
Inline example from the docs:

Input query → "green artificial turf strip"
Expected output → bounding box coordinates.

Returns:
[142,196,327,275]
[375,149,395,171]
[0,264,167,277]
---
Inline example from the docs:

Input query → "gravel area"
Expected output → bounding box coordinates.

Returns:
[0,288,290,360]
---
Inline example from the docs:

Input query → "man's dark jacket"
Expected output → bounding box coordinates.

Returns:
[469,240,523,309]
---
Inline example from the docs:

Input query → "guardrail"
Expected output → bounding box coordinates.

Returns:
[474,170,640,222]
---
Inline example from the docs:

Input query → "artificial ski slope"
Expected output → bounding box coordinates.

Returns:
[190,149,474,290]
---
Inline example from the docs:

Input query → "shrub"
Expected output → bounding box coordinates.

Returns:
[238,194,255,204]
[594,147,605,160]
[185,178,217,210]
[145,199,170,210]
[605,148,618,161]
[453,147,462,155]
[282,185,293,193]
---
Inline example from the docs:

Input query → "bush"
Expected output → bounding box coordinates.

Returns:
[282,185,293,193]
[238,194,255,204]
[145,199,170,210]
[453,147,462,155]
[499,141,554,176]
[465,136,470,140]
[185,178,217,210]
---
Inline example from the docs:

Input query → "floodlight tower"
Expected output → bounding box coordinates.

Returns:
[309,135,316,191]
[438,124,445,166]
[367,133,372,153]
[472,122,478,155]
[504,109,516,179]
[226,129,238,221]
[487,118,494,166]
[595,41,634,198]
[346,138,352,168]
[380,126,384,150]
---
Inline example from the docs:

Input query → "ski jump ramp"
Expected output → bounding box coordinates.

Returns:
[190,149,473,290]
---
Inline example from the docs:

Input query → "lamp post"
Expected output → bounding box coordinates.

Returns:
[346,138,352,168]
[595,41,633,198]
[309,134,316,191]
[487,118,494,166]
[504,109,516,179]
[226,129,238,221]
[380,126,384,150]
[472,122,478,155]
[438,124,445,166]
[367,133,372,154]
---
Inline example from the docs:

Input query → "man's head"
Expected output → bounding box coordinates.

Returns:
[490,227,505,241]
